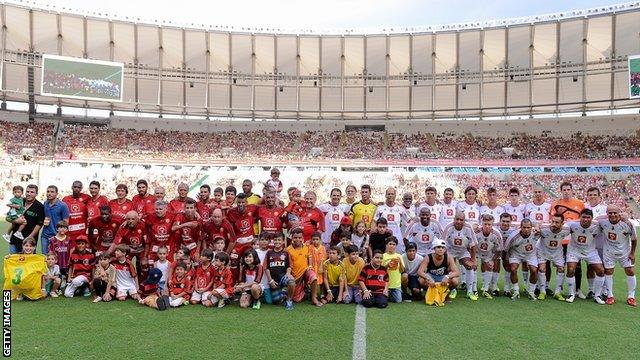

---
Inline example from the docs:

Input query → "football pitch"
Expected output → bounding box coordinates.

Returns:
[3,224,639,359]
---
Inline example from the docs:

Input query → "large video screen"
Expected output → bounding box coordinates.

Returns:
[630,55,640,99]
[41,55,124,102]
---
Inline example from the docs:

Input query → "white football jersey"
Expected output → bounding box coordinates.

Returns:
[416,202,442,223]
[479,204,505,225]
[455,201,480,224]
[503,203,526,226]
[317,202,348,244]
[374,204,410,252]
[524,201,552,225]
[439,201,458,227]
[405,220,444,256]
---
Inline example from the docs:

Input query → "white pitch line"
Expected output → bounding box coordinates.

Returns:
[352,305,367,360]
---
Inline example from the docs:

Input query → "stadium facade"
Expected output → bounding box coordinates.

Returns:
[0,1,639,120]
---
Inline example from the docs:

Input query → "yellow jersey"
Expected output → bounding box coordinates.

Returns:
[3,254,47,300]
[350,201,377,230]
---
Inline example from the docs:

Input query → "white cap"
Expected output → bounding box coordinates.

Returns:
[431,238,446,250]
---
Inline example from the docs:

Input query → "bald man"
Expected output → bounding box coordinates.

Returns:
[109,211,147,265]
[374,187,411,253]
[597,205,637,306]
[203,208,236,250]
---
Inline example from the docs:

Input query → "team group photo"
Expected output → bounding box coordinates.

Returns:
[1,0,640,358]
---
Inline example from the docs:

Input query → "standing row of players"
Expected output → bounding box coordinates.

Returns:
[6,177,636,307]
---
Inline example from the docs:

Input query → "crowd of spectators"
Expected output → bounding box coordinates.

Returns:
[4,122,639,163]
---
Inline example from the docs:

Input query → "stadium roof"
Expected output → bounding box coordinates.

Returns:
[0,1,639,120]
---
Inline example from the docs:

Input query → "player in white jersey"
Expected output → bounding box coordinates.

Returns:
[479,187,504,226]
[535,213,571,301]
[503,187,526,228]
[439,188,458,228]
[405,208,444,257]
[585,187,608,299]
[416,187,442,224]
[374,187,411,253]
[456,186,480,227]
[443,212,478,301]
[598,205,637,307]
[317,188,349,247]
[475,214,502,299]
[400,193,416,224]
[504,219,539,300]
[524,186,552,225]
[565,209,606,304]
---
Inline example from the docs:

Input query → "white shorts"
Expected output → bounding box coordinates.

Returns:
[509,253,538,267]
[116,286,138,297]
[191,291,212,302]
[450,250,471,260]
[537,250,565,268]
[566,250,602,265]
[479,254,496,264]
[210,288,230,299]
[603,251,634,269]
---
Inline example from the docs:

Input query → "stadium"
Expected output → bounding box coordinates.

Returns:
[1,0,639,358]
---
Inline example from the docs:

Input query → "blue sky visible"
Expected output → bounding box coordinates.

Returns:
[12,0,630,30]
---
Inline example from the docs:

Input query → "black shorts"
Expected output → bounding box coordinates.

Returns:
[407,275,421,290]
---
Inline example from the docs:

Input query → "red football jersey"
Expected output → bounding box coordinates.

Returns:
[169,274,192,299]
[109,199,135,221]
[196,199,214,222]
[168,198,194,216]
[88,217,122,252]
[114,221,146,256]
[204,219,236,249]
[226,205,258,238]
[69,249,95,279]
[212,266,234,295]
[256,205,286,233]
[173,213,202,255]
[193,263,215,292]
[132,193,155,217]
[299,206,326,241]
[62,195,89,239]
[86,195,109,222]
[145,213,175,260]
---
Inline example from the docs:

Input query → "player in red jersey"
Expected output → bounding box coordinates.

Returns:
[62,180,90,247]
[256,192,286,233]
[109,211,147,269]
[145,200,175,265]
[226,193,258,279]
[86,180,109,222]
[172,199,203,260]
[298,191,325,242]
[109,184,134,221]
[220,186,237,215]
[168,183,193,216]
[196,185,215,222]
[88,205,122,255]
[204,208,236,250]
[132,179,155,218]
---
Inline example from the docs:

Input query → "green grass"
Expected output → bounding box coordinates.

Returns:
[3,223,639,359]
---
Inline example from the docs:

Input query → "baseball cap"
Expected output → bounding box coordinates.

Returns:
[75,235,88,244]
[143,268,163,285]
[340,216,353,226]
[431,238,446,250]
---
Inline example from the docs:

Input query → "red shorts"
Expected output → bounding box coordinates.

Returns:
[293,269,317,302]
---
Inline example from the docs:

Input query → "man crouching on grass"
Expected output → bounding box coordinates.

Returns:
[286,227,323,307]
[417,239,460,306]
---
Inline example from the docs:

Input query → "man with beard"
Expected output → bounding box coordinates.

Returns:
[132,179,155,217]
[256,192,286,234]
